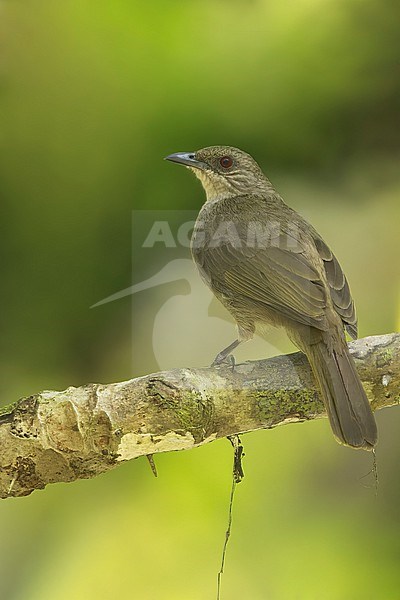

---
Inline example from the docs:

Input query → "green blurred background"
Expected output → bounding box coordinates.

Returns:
[0,1,400,598]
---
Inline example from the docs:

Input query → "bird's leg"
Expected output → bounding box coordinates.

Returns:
[211,339,241,367]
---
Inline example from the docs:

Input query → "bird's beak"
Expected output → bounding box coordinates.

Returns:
[164,152,207,171]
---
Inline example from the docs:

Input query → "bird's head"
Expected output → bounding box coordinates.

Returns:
[165,145,272,201]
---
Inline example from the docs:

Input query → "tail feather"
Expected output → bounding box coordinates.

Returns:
[307,340,377,450]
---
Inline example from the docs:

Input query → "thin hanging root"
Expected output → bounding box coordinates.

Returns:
[146,454,158,477]
[216,435,245,600]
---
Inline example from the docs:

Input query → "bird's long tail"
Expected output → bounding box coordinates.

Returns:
[306,338,377,450]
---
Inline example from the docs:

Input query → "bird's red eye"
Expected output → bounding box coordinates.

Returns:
[219,156,233,169]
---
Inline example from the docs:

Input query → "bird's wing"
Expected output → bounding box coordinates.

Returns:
[193,217,329,331]
[313,236,357,338]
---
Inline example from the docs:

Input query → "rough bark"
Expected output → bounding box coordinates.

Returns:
[0,333,399,499]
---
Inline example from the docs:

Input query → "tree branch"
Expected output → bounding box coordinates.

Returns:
[0,333,399,499]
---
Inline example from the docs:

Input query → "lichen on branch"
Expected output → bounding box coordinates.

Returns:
[0,333,399,499]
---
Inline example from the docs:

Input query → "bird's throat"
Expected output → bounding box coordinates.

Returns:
[190,168,236,202]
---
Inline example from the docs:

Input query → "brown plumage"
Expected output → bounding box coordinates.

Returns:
[165,146,377,450]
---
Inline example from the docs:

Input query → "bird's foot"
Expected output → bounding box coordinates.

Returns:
[211,352,236,370]
[211,339,240,369]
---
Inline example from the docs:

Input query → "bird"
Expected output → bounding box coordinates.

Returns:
[165,145,377,450]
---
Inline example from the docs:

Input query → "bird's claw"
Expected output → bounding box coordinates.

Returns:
[211,353,236,371]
